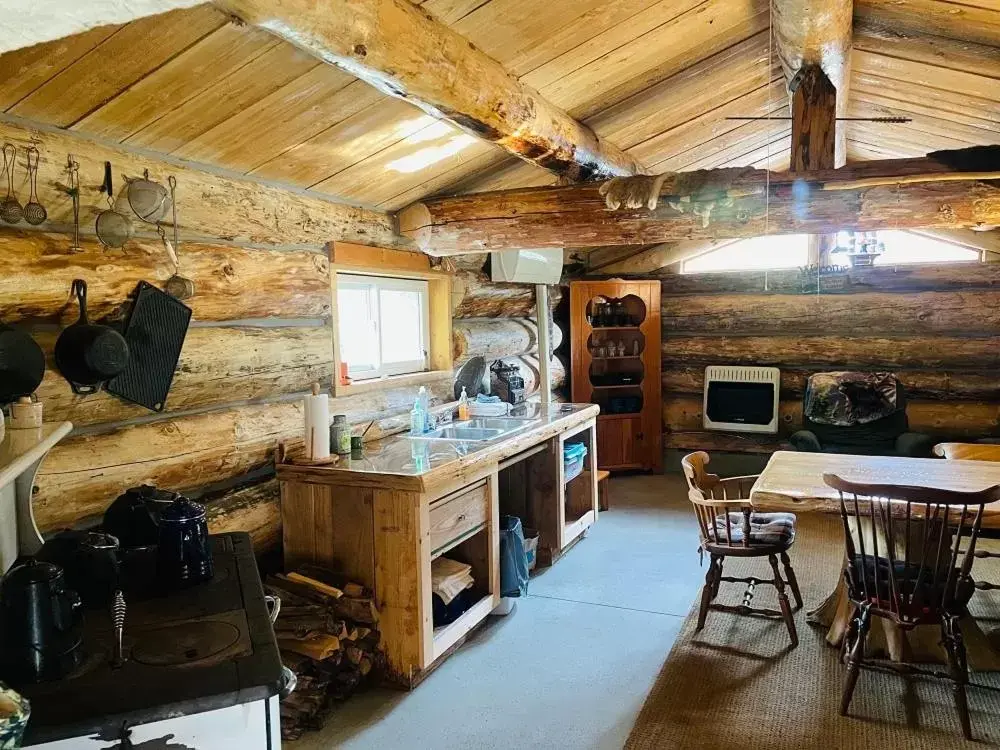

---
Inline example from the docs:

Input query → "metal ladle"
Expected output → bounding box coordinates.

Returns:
[0,144,23,224]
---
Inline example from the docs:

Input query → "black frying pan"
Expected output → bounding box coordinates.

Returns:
[0,316,45,404]
[54,279,130,395]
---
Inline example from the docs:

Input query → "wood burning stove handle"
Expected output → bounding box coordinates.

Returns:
[264,593,281,625]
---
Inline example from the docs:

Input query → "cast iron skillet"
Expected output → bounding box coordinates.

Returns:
[0,316,45,404]
[54,279,129,395]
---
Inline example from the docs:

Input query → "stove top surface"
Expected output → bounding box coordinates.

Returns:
[17,533,282,745]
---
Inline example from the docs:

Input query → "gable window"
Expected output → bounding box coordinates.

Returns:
[337,274,430,381]
[680,230,982,274]
[682,234,810,274]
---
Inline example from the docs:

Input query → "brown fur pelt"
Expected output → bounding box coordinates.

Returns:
[599,174,668,210]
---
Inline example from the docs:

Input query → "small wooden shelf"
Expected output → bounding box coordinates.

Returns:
[590,355,641,361]
[591,383,641,390]
[589,325,641,331]
[431,593,496,660]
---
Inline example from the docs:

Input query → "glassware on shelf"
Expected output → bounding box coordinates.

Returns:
[617,341,626,357]
[632,339,640,356]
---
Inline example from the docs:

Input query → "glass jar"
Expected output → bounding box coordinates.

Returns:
[331,414,351,455]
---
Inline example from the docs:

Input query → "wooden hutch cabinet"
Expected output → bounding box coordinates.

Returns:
[569,280,662,472]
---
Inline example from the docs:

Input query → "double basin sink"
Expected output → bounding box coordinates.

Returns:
[410,417,540,443]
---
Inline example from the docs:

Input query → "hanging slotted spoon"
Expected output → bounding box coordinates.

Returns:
[23,146,46,225]
[0,144,23,224]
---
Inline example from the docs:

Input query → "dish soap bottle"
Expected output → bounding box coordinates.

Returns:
[418,386,431,432]
[458,387,470,421]
[410,394,425,435]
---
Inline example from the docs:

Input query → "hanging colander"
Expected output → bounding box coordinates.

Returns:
[115,169,171,224]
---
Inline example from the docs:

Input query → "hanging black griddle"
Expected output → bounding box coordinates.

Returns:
[107,282,191,412]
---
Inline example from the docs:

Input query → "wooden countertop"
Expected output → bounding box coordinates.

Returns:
[277,403,599,493]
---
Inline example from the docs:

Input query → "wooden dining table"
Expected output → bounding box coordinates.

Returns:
[750,450,1000,670]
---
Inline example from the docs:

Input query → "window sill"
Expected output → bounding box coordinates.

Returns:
[332,369,452,398]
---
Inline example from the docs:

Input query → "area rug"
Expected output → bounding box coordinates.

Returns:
[626,513,1000,749]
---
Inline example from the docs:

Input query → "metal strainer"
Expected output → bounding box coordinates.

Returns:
[116,169,171,224]
[95,161,133,248]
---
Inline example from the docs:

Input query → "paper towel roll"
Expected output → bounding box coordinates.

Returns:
[303,387,330,460]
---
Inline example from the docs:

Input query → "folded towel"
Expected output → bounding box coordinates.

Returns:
[475,394,502,403]
[432,557,474,605]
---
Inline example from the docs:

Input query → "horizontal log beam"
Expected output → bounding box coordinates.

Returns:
[662,335,1000,370]
[451,269,561,319]
[216,0,641,181]
[35,380,453,531]
[664,394,1000,439]
[0,117,396,248]
[398,147,1000,253]
[662,289,1000,336]
[36,326,333,426]
[663,366,1000,403]
[452,317,564,362]
[0,231,330,324]
[204,478,281,553]
[657,260,1000,295]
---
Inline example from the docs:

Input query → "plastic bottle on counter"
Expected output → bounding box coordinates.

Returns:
[457,387,470,421]
[410,395,425,436]
[418,386,431,432]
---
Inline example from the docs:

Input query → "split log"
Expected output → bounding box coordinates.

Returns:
[452,318,564,362]
[663,366,1000,403]
[661,289,1000,336]
[36,326,333,426]
[398,147,1000,253]
[0,230,330,324]
[664,394,1000,439]
[657,261,1000,295]
[0,119,397,248]
[662,335,1000,371]
[214,0,641,181]
[204,478,281,553]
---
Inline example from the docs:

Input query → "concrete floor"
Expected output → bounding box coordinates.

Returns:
[291,474,701,750]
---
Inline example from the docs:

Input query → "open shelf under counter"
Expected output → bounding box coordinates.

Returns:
[431,593,497,661]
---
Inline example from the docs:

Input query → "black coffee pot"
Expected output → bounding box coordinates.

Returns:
[0,559,83,684]
[38,531,120,609]
[157,497,214,590]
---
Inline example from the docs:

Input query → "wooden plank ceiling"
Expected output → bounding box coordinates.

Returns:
[0,0,996,222]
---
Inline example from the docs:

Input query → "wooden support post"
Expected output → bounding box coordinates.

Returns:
[791,65,838,266]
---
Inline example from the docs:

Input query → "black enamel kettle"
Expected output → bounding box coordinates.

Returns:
[0,559,83,684]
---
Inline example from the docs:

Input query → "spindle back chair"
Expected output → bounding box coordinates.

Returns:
[823,472,1000,740]
[682,452,802,648]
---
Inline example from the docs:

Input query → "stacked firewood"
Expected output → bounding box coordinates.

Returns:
[265,566,382,741]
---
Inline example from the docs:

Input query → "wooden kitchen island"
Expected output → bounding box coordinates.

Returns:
[276,403,599,686]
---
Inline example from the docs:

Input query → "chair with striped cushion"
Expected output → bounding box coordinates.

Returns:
[681,451,802,648]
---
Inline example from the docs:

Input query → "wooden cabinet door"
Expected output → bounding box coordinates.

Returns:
[597,416,644,470]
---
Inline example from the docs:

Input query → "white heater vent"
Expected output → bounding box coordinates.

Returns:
[702,365,781,434]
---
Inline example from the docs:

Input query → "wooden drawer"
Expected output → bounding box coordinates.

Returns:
[429,481,488,556]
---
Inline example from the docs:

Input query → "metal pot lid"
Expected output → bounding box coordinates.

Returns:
[158,497,206,523]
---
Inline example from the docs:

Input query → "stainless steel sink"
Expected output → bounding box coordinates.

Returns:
[409,417,541,442]
[412,426,507,442]
[462,417,540,431]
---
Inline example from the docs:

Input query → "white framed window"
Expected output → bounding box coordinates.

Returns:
[682,234,810,274]
[336,274,430,381]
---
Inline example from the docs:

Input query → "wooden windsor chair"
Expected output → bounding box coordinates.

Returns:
[823,472,1000,740]
[934,442,1000,594]
[681,452,802,648]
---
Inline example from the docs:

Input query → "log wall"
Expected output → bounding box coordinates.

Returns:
[0,119,561,554]
[658,263,1000,454]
